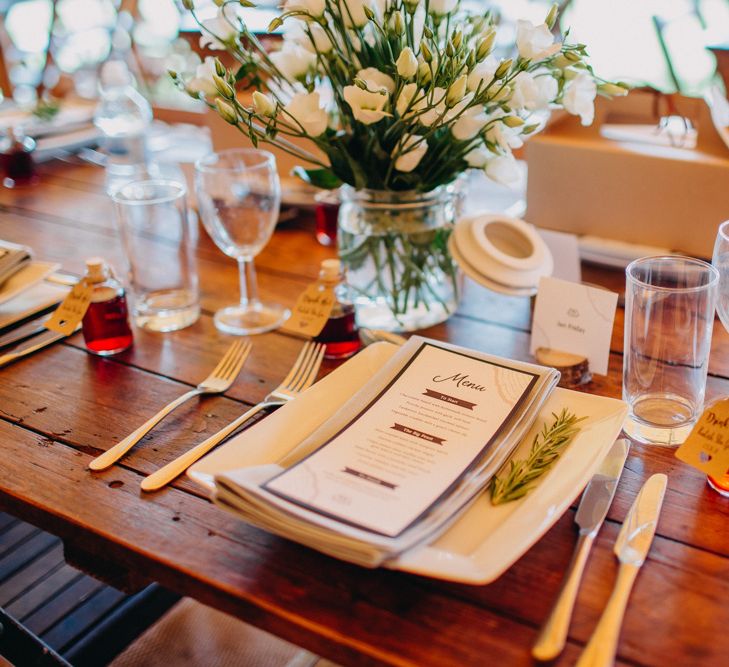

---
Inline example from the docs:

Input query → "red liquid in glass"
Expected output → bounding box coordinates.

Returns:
[708,473,729,495]
[82,295,134,355]
[316,309,360,359]
[315,200,339,246]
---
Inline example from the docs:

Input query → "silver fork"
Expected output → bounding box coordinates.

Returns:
[140,341,325,492]
[89,340,253,472]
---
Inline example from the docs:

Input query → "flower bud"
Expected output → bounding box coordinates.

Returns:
[451,30,463,51]
[492,84,511,101]
[239,0,256,6]
[418,61,432,84]
[213,73,235,99]
[477,30,496,61]
[466,49,476,69]
[167,69,178,80]
[598,82,629,96]
[252,91,276,117]
[354,77,368,90]
[214,58,226,77]
[564,50,581,63]
[215,98,238,124]
[522,123,540,134]
[494,59,512,79]
[446,74,467,107]
[420,41,433,63]
[403,0,419,12]
[446,41,455,58]
[502,115,524,128]
[214,0,224,6]
[545,3,559,30]
[181,0,194,10]
[268,16,283,32]
[423,25,433,40]
[391,11,405,36]
[363,5,375,21]
[396,47,418,79]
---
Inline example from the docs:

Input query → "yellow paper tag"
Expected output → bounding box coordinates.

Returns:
[675,399,729,478]
[45,279,93,336]
[280,283,335,338]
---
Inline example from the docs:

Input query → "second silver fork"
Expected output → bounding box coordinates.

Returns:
[140,341,325,492]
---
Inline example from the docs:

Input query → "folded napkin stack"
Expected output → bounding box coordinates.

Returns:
[213,337,559,568]
[0,241,32,287]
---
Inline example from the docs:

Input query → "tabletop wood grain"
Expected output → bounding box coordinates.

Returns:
[0,160,727,667]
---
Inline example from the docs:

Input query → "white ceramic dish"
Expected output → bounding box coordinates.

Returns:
[189,343,627,584]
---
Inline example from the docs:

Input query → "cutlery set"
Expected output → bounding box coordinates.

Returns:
[88,340,325,490]
[532,439,667,666]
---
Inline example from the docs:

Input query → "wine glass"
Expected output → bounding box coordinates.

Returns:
[195,148,289,335]
[709,219,729,496]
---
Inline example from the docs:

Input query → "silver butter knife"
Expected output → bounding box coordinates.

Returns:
[0,315,52,349]
[0,324,80,368]
[532,438,630,661]
[576,473,668,667]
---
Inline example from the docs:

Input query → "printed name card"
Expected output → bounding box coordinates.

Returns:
[675,399,729,478]
[530,276,618,376]
[263,342,538,537]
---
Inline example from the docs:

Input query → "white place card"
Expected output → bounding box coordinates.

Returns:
[263,342,539,537]
[530,276,618,376]
[539,229,581,283]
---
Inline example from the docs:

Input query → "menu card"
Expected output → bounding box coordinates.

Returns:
[264,342,538,537]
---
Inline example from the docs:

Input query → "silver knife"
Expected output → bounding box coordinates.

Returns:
[532,438,630,661]
[0,314,52,349]
[0,324,80,368]
[576,473,668,667]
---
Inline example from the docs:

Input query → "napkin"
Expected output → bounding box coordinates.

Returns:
[0,281,69,332]
[213,337,559,568]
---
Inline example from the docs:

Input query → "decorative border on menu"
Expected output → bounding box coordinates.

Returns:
[263,341,540,537]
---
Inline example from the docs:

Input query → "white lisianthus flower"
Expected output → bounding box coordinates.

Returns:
[283,91,329,136]
[515,20,562,61]
[510,70,558,111]
[396,47,418,79]
[341,0,376,28]
[253,91,276,117]
[343,85,389,124]
[485,116,524,150]
[289,20,332,53]
[428,0,457,16]
[270,41,317,82]
[396,82,419,116]
[283,0,326,18]
[393,134,427,172]
[199,7,239,50]
[187,57,218,97]
[466,56,497,92]
[562,71,597,125]
[357,67,396,94]
[451,105,489,140]
[485,154,521,186]
[465,145,490,168]
[444,92,473,122]
[418,87,447,125]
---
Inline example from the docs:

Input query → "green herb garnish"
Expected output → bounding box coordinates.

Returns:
[490,409,586,505]
[33,98,60,122]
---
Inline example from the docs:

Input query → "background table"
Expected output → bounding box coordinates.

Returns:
[0,160,727,666]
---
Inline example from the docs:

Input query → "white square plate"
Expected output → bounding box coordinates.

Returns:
[189,343,627,584]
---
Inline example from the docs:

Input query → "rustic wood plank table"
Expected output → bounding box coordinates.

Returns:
[0,161,727,666]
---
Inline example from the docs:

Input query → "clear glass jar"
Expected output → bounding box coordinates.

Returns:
[337,184,462,332]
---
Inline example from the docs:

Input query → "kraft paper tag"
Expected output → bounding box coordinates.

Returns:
[280,283,335,338]
[675,399,729,478]
[45,279,92,336]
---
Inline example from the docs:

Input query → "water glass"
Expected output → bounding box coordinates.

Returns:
[623,256,718,446]
[112,179,200,332]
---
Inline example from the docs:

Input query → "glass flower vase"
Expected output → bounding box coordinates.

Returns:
[337,184,462,332]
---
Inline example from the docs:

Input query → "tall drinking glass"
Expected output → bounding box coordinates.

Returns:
[112,180,200,332]
[195,149,288,335]
[623,256,718,446]
[709,220,729,496]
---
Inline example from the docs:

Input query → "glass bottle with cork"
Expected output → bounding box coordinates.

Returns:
[81,258,134,355]
[314,258,360,359]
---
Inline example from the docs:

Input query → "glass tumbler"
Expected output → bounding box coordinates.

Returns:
[623,256,719,446]
[112,179,200,332]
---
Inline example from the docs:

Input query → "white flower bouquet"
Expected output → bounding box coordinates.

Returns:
[174,0,627,330]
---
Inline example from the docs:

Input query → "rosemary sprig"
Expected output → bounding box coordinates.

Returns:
[490,409,586,505]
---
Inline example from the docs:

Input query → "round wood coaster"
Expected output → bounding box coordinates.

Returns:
[535,347,592,387]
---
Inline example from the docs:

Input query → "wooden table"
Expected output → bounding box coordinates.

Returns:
[0,161,727,666]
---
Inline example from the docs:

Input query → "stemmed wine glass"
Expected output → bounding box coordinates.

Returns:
[195,148,289,335]
[709,219,729,496]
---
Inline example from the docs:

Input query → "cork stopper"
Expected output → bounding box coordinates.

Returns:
[319,259,342,283]
[85,257,108,284]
